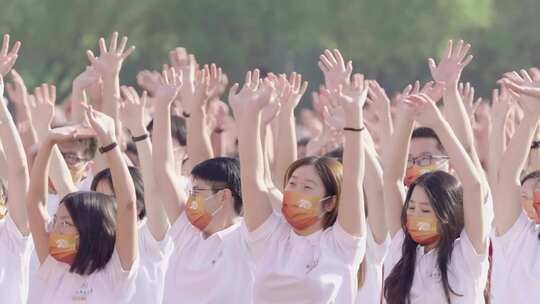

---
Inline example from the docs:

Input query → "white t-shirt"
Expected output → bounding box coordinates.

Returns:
[355,227,390,304]
[491,212,540,304]
[0,215,32,304]
[130,222,173,304]
[247,212,366,304]
[384,230,488,304]
[162,213,255,304]
[28,249,138,304]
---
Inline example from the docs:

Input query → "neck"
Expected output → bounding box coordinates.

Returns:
[293,221,324,236]
[202,212,235,239]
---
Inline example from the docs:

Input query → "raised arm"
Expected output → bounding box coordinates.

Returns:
[71,67,101,123]
[28,125,94,263]
[29,84,77,197]
[428,40,486,195]
[152,68,187,224]
[411,94,486,254]
[86,106,138,270]
[382,85,415,237]
[273,73,308,191]
[86,32,135,173]
[120,86,169,240]
[229,70,275,231]
[0,75,29,235]
[321,73,367,236]
[182,62,218,169]
[494,71,540,234]
[488,86,513,188]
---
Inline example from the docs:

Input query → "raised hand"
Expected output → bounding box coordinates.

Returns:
[31,84,56,130]
[281,72,308,114]
[137,70,161,95]
[0,34,21,77]
[153,67,183,106]
[84,106,116,142]
[204,63,225,101]
[458,82,481,122]
[502,68,540,106]
[46,125,96,144]
[407,94,444,128]
[428,40,473,86]
[120,86,148,133]
[318,49,353,92]
[86,32,135,78]
[73,66,101,92]
[229,69,274,121]
[5,69,28,106]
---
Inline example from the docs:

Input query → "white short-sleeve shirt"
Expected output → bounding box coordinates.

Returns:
[355,227,389,304]
[383,229,488,304]
[0,214,32,304]
[130,222,173,304]
[28,249,138,304]
[247,212,366,304]
[491,212,540,304]
[162,213,255,304]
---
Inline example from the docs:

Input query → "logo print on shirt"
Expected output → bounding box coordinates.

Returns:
[418,222,432,231]
[72,282,93,303]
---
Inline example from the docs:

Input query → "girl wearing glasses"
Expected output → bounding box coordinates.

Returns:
[27,108,139,303]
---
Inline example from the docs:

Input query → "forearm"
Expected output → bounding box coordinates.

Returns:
[186,104,214,168]
[1,116,30,234]
[274,111,297,192]
[152,105,185,223]
[262,123,283,210]
[28,139,55,262]
[34,126,77,196]
[71,85,87,123]
[132,124,170,240]
[237,114,273,231]
[339,119,366,237]
[364,145,387,243]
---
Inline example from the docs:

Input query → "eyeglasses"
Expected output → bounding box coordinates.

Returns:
[187,187,225,197]
[61,152,89,166]
[52,215,76,231]
[407,154,449,169]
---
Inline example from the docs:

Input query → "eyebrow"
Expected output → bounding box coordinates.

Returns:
[290,176,318,185]
[409,199,430,206]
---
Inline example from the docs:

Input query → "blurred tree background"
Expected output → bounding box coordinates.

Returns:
[0,0,538,106]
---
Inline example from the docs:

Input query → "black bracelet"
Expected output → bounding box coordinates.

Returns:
[182,111,191,118]
[99,142,118,154]
[532,140,540,150]
[343,127,365,132]
[132,133,149,142]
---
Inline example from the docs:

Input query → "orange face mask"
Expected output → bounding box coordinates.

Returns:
[48,233,79,265]
[404,164,439,187]
[282,191,330,230]
[186,194,222,231]
[406,214,440,245]
[522,191,540,224]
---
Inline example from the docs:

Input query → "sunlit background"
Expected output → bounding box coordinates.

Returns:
[0,0,537,106]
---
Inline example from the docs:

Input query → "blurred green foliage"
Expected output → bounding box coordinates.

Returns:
[0,0,539,106]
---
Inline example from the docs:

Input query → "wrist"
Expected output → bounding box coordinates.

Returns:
[98,133,116,146]
[130,125,148,137]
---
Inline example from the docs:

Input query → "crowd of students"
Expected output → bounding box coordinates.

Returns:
[0,32,538,304]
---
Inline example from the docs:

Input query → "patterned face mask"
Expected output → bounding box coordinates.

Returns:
[281,191,331,230]
[406,214,440,245]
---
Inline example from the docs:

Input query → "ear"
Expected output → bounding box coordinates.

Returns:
[322,196,337,212]
[219,188,233,204]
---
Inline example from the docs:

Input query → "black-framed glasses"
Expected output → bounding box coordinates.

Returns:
[407,154,449,169]
[187,187,226,197]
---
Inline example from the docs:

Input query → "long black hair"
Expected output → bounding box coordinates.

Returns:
[61,191,117,275]
[384,171,464,304]
[91,166,146,220]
